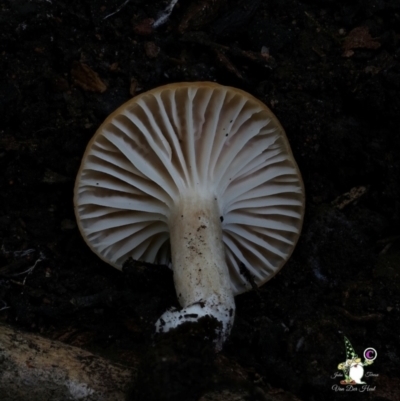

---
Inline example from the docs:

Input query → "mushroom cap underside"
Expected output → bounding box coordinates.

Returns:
[74,81,305,296]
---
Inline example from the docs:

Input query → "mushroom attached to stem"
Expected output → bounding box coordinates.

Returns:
[74,82,305,350]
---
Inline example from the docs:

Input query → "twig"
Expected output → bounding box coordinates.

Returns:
[103,0,131,20]
[377,235,400,245]
[0,259,32,276]
[180,33,276,67]
[9,255,43,278]
[6,254,46,294]
[334,307,384,322]
[153,0,179,28]
[0,300,10,312]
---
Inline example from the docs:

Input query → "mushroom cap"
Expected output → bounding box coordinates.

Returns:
[74,82,305,295]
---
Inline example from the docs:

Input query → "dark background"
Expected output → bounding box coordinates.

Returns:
[1,0,399,400]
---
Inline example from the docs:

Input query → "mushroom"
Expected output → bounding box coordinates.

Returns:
[74,82,305,350]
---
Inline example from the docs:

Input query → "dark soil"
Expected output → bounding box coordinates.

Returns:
[1,0,399,400]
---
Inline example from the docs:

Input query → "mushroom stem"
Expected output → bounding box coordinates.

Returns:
[155,189,235,350]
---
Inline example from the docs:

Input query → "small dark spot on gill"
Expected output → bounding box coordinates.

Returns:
[220,216,224,222]
[230,120,233,123]
[225,133,228,136]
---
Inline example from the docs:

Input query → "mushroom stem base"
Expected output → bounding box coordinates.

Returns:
[155,295,235,351]
[155,190,235,350]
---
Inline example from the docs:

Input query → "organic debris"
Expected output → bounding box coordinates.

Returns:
[342,26,381,57]
[71,62,107,93]
[178,0,225,33]
[332,186,368,210]
[133,18,155,36]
